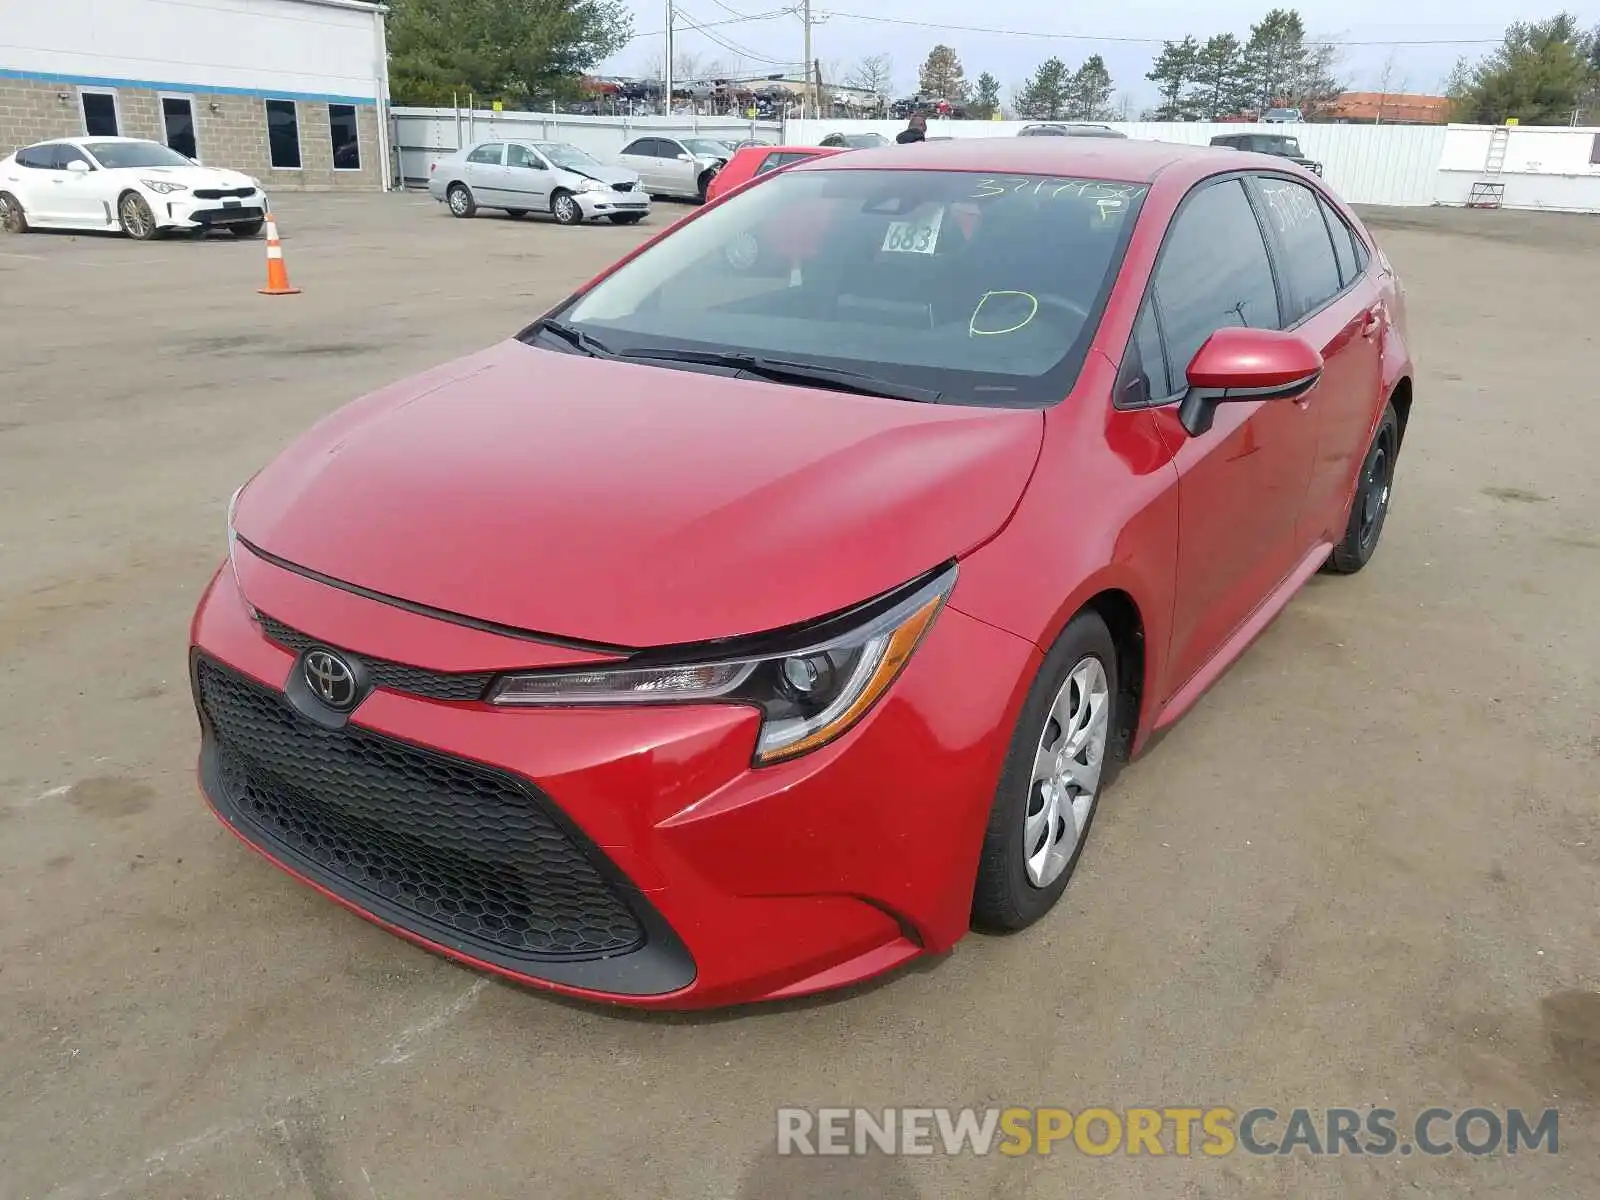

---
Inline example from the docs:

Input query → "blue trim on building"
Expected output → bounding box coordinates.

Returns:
[0,68,376,106]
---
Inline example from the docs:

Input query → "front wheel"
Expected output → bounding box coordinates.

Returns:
[607,213,644,225]
[118,192,160,240]
[446,183,476,218]
[550,190,583,225]
[1,192,31,234]
[1324,403,1400,575]
[696,169,718,204]
[229,220,264,238]
[972,610,1120,932]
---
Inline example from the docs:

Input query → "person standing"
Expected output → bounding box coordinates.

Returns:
[896,112,927,144]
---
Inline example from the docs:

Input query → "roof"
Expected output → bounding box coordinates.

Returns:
[1330,92,1449,124]
[804,136,1236,184]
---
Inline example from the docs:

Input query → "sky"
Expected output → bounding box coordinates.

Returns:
[601,1,1600,111]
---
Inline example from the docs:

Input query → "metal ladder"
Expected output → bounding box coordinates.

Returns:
[1468,125,1510,209]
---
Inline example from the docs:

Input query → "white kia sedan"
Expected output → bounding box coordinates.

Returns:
[0,137,268,240]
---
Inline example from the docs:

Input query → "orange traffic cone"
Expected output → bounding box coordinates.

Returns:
[258,214,301,296]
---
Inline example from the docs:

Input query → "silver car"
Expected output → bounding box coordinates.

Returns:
[429,140,651,226]
[614,135,735,203]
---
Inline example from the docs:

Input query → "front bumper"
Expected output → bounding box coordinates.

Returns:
[573,187,651,219]
[158,192,267,229]
[189,555,1037,1009]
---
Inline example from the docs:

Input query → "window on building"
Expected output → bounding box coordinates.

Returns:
[162,97,197,160]
[80,90,119,137]
[265,100,302,169]
[328,104,360,170]
[1253,176,1342,321]
[1152,178,1282,373]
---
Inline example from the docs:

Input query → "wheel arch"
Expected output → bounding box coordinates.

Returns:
[1388,375,1413,449]
[1077,588,1146,766]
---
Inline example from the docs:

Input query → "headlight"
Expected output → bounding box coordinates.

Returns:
[577,177,607,193]
[141,179,188,194]
[490,566,956,765]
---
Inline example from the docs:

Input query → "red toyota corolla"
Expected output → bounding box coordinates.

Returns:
[192,138,1412,1008]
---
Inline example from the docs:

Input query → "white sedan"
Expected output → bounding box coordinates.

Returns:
[0,137,268,240]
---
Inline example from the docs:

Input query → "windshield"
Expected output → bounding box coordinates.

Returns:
[549,168,1147,407]
[538,142,603,172]
[85,141,193,169]
[682,139,733,158]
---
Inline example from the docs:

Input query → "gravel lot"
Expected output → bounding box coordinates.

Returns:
[1,194,1597,1200]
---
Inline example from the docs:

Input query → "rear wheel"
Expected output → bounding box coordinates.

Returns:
[551,190,583,225]
[118,192,160,240]
[229,220,264,238]
[607,213,645,225]
[1324,404,1400,575]
[696,169,717,204]
[446,183,476,218]
[972,611,1121,932]
[0,192,30,234]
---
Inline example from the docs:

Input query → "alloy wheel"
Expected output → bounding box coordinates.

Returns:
[120,195,152,239]
[554,195,579,224]
[1024,656,1110,888]
[448,187,470,216]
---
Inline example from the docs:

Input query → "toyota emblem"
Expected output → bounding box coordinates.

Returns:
[303,648,358,710]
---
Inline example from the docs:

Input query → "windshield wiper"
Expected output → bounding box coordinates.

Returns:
[536,319,617,359]
[617,347,942,403]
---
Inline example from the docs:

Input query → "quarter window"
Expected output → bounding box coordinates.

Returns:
[1129,301,1172,401]
[1152,178,1281,375]
[328,104,360,170]
[80,90,119,136]
[1319,196,1360,286]
[755,151,814,176]
[265,100,302,169]
[1255,176,1342,321]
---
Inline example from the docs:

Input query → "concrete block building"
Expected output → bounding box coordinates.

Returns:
[1,0,391,191]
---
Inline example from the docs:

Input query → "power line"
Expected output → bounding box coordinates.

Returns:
[809,12,1508,48]
[677,4,798,64]
[633,8,792,39]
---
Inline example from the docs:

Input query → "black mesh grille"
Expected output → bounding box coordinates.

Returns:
[197,660,646,961]
[256,614,494,702]
[193,187,256,199]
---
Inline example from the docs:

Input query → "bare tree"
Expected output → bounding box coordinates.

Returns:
[846,53,895,114]
[1371,47,1410,122]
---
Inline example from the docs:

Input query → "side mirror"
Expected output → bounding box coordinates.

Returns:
[66,159,91,174]
[1177,327,1323,437]
[678,152,695,162]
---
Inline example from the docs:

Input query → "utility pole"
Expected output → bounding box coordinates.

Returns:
[802,0,812,118]
[664,0,674,116]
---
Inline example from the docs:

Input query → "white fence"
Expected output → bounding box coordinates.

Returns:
[391,108,1600,212]
[391,108,781,186]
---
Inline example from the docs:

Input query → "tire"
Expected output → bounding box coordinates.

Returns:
[229,221,264,238]
[505,209,526,219]
[1324,403,1400,575]
[696,169,717,204]
[607,213,645,225]
[446,183,476,218]
[972,610,1121,933]
[0,192,30,234]
[118,191,160,240]
[550,190,582,226]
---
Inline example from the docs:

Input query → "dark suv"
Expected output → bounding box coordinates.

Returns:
[1209,132,1322,175]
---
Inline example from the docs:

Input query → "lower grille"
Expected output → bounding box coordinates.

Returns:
[256,613,493,702]
[196,659,646,961]
[196,205,264,225]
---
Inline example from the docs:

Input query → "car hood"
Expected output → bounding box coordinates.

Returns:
[119,164,257,189]
[232,340,1043,649]
[561,162,639,186]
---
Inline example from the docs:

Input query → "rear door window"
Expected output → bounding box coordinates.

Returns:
[755,151,814,176]
[467,143,503,165]
[1252,176,1343,321]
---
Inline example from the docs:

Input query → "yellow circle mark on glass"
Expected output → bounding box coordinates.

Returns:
[969,291,1039,337]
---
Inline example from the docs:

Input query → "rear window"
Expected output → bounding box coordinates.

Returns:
[554,169,1147,407]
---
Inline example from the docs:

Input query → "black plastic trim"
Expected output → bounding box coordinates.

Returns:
[190,651,698,997]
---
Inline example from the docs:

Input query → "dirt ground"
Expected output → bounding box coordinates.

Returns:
[1,194,1597,1200]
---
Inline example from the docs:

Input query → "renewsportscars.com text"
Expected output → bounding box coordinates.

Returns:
[776,1106,1559,1158]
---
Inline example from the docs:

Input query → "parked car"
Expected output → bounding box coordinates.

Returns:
[0,136,266,240]
[615,135,736,203]
[429,140,649,225]
[197,137,1411,1009]
[1018,122,1127,138]
[704,143,844,204]
[1210,132,1323,176]
[819,131,891,148]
